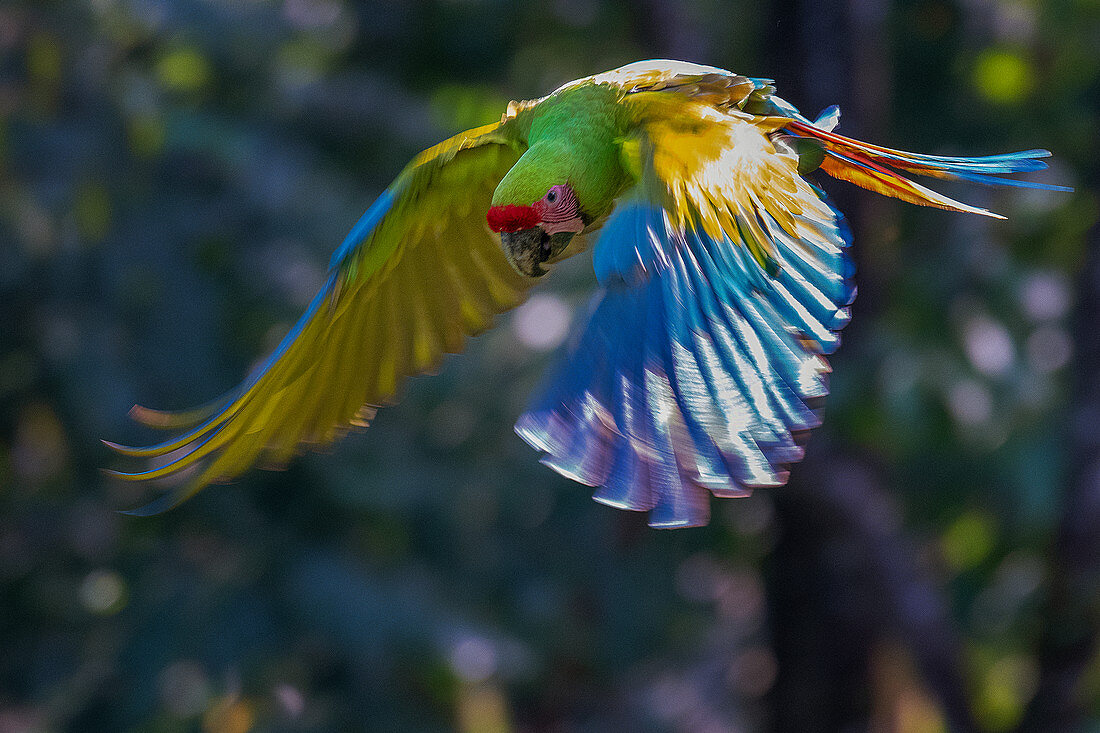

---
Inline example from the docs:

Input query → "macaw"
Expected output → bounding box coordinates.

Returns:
[105,60,1063,527]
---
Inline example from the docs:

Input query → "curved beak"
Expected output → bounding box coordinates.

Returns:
[500,227,575,278]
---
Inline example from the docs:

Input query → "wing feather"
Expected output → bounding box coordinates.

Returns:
[519,97,851,527]
[107,122,530,512]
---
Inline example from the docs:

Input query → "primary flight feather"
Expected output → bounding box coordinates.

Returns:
[105,60,1064,526]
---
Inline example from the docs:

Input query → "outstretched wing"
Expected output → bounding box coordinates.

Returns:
[516,94,855,528]
[106,121,531,514]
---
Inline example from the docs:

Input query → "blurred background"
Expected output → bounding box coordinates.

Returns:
[1,0,1098,731]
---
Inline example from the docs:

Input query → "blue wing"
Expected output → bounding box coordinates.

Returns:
[517,187,854,528]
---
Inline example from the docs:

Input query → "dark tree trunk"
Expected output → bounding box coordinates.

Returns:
[761,1,978,731]
[761,2,878,731]
[1015,220,1100,733]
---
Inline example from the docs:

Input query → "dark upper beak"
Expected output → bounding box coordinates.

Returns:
[499,228,575,278]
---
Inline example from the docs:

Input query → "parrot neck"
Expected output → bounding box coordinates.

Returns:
[524,85,630,222]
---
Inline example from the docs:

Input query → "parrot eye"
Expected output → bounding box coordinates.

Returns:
[532,184,583,238]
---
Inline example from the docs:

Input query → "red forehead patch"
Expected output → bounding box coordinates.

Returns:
[487,204,539,233]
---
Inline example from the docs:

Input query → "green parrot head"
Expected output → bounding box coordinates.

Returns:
[488,137,622,277]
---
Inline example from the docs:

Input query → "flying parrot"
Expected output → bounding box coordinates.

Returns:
[105,60,1064,527]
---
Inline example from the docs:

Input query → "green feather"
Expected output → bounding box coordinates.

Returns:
[492,83,629,221]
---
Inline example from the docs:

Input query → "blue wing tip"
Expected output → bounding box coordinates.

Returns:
[329,188,398,269]
[647,516,709,529]
[514,413,553,453]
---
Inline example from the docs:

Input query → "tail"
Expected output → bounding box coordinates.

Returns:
[784,111,1069,218]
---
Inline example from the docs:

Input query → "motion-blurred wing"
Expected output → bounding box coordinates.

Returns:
[516,96,855,528]
[107,122,530,513]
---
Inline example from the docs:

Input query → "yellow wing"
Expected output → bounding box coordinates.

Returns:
[604,91,826,281]
[106,121,531,513]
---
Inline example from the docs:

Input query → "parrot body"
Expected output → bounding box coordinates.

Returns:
[106,60,1065,527]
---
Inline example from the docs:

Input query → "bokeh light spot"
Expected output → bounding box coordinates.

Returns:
[948,379,994,428]
[941,511,995,571]
[1019,271,1071,322]
[975,654,1038,730]
[973,49,1034,104]
[274,684,305,718]
[512,294,571,352]
[202,695,254,733]
[156,48,211,93]
[456,683,510,733]
[80,569,127,615]
[963,316,1014,377]
[284,0,341,29]
[450,636,497,684]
